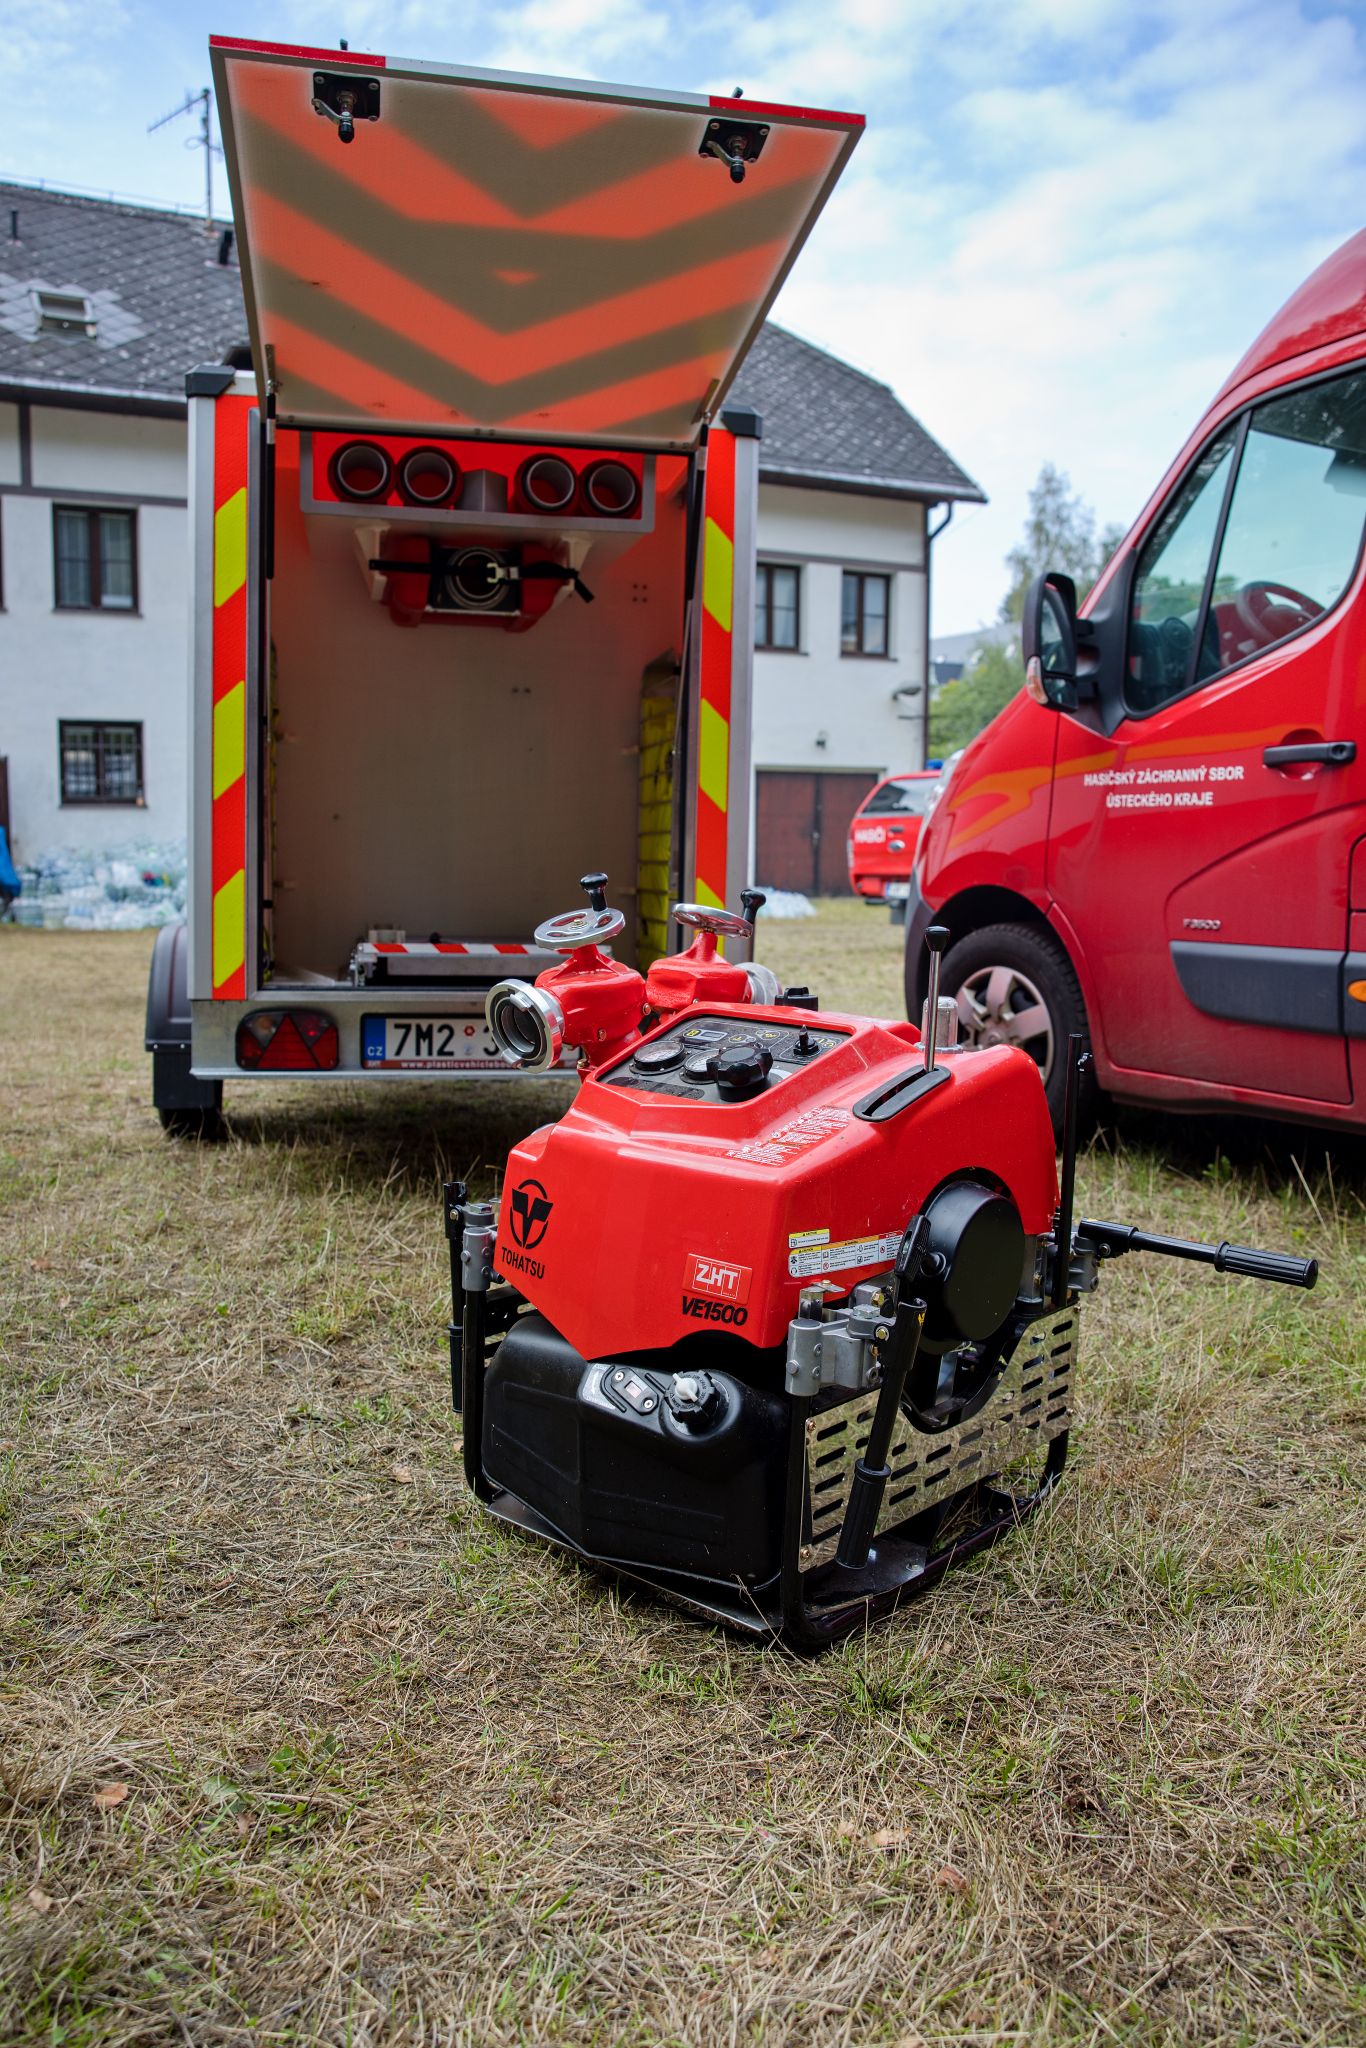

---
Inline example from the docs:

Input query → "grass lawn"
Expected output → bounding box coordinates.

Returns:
[1,904,1362,2047]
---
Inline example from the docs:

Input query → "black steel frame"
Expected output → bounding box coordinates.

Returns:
[444,1178,1071,1651]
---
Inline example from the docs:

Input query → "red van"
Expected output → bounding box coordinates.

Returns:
[847,770,941,902]
[905,228,1366,1135]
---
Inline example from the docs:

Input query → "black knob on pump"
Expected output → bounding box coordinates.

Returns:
[713,1041,773,1101]
[579,872,609,914]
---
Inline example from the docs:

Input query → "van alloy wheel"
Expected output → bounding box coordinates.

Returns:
[954,962,1054,1079]
[934,921,1096,1140]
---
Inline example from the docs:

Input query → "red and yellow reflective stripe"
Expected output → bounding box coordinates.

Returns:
[210,395,253,999]
[694,425,734,912]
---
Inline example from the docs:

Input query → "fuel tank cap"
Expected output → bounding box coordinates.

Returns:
[713,1041,773,1101]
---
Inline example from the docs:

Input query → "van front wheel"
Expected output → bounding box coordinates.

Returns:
[941,922,1095,1141]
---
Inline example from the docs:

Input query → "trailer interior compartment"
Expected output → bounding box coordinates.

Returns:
[263,429,690,986]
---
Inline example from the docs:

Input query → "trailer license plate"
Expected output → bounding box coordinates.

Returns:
[361,1015,508,1070]
[885,882,910,902]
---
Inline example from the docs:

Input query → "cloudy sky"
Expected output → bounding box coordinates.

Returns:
[3,0,1364,630]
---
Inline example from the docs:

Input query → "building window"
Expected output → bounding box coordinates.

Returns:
[841,570,890,656]
[59,721,144,805]
[53,506,137,611]
[756,562,801,650]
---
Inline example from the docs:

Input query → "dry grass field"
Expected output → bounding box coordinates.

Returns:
[1,906,1363,2048]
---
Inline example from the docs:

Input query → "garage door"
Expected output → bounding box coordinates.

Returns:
[755,771,877,896]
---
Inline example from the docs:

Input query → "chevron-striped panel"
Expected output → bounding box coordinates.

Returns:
[214,47,860,444]
[694,426,735,916]
[211,394,254,1000]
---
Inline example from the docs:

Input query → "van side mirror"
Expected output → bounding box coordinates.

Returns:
[1021,570,1079,708]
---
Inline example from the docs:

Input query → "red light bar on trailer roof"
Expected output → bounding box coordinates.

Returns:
[209,36,387,66]
[707,95,864,127]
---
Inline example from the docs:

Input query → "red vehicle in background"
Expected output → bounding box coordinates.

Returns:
[847,770,941,905]
[905,227,1366,1136]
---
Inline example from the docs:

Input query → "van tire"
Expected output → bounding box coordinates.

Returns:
[940,922,1096,1141]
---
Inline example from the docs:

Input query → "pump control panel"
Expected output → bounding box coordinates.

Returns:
[599,1015,848,1102]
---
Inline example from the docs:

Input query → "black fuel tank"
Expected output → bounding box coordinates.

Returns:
[482,1314,789,1585]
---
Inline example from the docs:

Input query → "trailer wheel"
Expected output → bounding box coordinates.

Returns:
[158,1103,226,1143]
[146,921,226,1141]
[941,922,1096,1140]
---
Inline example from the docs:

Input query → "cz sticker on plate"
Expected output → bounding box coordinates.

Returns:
[361,1015,507,1070]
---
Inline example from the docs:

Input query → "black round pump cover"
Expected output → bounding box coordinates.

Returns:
[713,1041,773,1101]
[920,1181,1026,1351]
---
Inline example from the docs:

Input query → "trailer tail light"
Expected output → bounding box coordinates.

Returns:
[330,441,392,501]
[582,459,639,517]
[397,446,460,507]
[236,1010,339,1071]
[517,454,577,515]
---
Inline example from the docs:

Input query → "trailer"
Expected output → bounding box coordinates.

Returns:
[146,35,862,1134]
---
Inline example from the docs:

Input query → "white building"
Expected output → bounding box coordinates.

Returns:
[0,180,982,895]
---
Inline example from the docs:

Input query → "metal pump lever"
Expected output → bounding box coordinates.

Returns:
[852,924,954,1121]
[922,924,949,1072]
[1077,1220,1318,1290]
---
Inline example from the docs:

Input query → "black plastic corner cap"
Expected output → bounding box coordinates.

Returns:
[720,404,762,440]
[185,364,238,398]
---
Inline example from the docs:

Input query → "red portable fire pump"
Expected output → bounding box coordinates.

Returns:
[444,876,1318,1648]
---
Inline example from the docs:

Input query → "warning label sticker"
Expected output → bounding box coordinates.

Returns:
[788,1230,900,1279]
[788,1227,830,1249]
[729,1105,850,1167]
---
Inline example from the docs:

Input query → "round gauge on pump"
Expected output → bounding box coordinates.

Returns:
[632,1040,683,1075]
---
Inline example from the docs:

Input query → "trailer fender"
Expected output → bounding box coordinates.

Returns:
[146,921,223,1119]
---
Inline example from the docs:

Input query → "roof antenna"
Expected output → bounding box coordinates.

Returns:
[148,86,222,231]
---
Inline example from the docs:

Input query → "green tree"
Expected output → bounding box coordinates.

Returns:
[1000,463,1119,623]
[929,466,1124,758]
[930,638,1025,756]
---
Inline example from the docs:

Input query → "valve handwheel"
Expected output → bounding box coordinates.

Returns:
[673,902,754,939]
[533,868,626,953]
[533,904,627,953]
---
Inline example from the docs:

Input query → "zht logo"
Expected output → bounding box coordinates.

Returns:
[509,1179,553,1251]
[683,1253,752,1304]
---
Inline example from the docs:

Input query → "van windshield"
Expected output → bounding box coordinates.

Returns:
[865,779,936,817]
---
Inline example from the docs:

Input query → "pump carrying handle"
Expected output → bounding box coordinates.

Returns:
[1077,1219,1318,1290]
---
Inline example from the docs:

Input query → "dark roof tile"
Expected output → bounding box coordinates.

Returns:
[0,182,244,404]
[731,323,983,502]
[0,181,983,504]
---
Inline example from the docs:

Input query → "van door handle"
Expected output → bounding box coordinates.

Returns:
[1262,740,1356,768]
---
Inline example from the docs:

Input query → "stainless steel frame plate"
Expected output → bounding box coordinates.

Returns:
[801,1307,1077,1571]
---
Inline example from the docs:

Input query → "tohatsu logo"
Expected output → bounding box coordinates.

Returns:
[509,1179,552,1250]
[502,1178,553,1281]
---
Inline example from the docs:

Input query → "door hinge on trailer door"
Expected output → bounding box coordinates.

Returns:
[699,116,769,185]
[311,72,381,146]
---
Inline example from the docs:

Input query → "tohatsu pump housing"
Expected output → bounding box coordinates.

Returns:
[444,876,1319,1649]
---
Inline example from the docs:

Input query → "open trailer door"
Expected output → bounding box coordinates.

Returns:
[170,40,861,1111]
[208,36,863,445]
